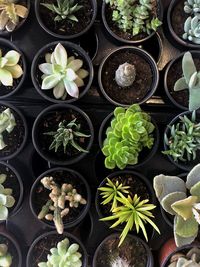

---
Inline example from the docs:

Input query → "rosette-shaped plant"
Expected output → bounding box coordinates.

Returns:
[183,16,200,44]
[39,43,89,100]
[184,0,200,14]
[102,104,155,169]
[154,163,200,247]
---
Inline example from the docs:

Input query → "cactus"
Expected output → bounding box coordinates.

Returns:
[0,108,16,150]
[184,0,200,14]
[0,243,12,267]
[115,63,136,87]
[111,257,130,267]
[39,43,89,100]
[183,16,200,44]
[153,163,200,247]
[38,238,82,267]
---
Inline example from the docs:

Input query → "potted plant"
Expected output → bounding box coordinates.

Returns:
[26,231,88,267]
[95,170,159,246]
[163,110,200,171]
[30,167,91,232]
[98,46,159,106]
[35,0,97,39]
[0,101,27,161]
[102,0,162,44]
[99,104,159,170]
[31,41,94,104]
[0,0,30,34]
[92,233,154,267]
[0,38,26,99]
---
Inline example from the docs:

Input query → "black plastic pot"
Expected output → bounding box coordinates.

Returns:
[30,167,91,230]
[32,104,94,165]
[98,111,159,169]
[0,101,28,161]
[26,230,88,267]
[98,46,159,107]
[0,39,27,99]
[31,41,94,104]
[35,0,97,40]
[102,0,163,45]
[92,233,154,267]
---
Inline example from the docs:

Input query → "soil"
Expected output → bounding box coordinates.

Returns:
[36,109,91,162]
[0,106,25,158]
[95,235,147,267]
[28,233,84,267]
[39,0,93,36]
[32,169,88,227]
[0,235,19,267]
[105,0,158,41]
[101,49,153,105]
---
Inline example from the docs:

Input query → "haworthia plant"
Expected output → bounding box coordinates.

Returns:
[183,16,200,44]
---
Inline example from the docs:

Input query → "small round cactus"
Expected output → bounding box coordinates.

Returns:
[115,63,136,87]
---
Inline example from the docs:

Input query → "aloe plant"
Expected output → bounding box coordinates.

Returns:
[115,62,136,87]
[154,163,200,247]
[0,243,12,267]
[183,16,200,44]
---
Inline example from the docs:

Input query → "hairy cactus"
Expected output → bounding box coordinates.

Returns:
[0,108,16,150]
[38,238,82,267]
[184,0,200,14]
[183,16,200,44]
[0,243,12,267]
[115,63,136,87]
[111,257,130,267]
[39,43,89,100]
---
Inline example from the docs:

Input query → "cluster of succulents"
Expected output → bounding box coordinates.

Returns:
[39,43,89,100]
[105,0,162,36]
[38,176,87,234]
[184,0,200,14]
[115,62,136,87]
[38,238,82,267]
[168,247,200,266]
[102,104,155,170]
[44,118,90,154]
[0,243,12,267]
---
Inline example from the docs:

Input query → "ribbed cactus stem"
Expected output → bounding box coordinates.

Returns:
[115,63,136,87]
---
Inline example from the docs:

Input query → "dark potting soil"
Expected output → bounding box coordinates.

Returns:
[101,49,153,105]
[36,109,91,161]
[105,0,158,41]
[95,235,147,267]
[32,169,88,226]
[39,0,93,36]
[0,235,19,267]
[28,233,84,267]
[0,106,25,158]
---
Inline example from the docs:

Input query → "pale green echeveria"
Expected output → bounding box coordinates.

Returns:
[174,51,200,111]
[39,43,89,100]
[153,163,200,247]
[184,0,200,14]
[183,16,200,44]
[38,238,82,267]
[0,49,23,86]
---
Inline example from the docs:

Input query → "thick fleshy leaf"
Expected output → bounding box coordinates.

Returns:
[186,164,200,189]
[0,206,8,220]
[68,244,79,254]
[172,196,198,220]
[74,77,84,87]
[4,50,20,66]
[0,58,8,68]
[67,59,83,71]
[66,68,77,81]
[5,64,23,79]
[15,4,28,18]
[45,53,51,64]
[5,195,15,208]
[0,69,13,86]
[184,17,192,33]
[189,72,198,88]
[41,74,60,90]
[183,52,197,84]
[175,215,198,238]
[189,84,200,111]
[39,63,53,75]
[174,77,188,91]
[190,181,200,200]
[161,192,187,215]
[53,81,65,99]
[0,10,9,30]
[0,194,6,205]
[53,43,67,68]
[77,69,89,79]
[63,78,79,98]
[0,174,6,184]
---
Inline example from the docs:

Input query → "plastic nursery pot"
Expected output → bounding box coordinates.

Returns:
[167,0,200,49]
[32,104,94,166]
[92,233,154,267]
[0,231,22,267]
[30,167,91,230]
[98,112,159,169]
[26,231,88,267]
[98,46,159,107]
[35,0,97,40]
[102,0,163,45]
[163,110,200,172]
[0,101,28,161]
[0,38,27,99]
[164,51,200,111]
[31,41,94,104]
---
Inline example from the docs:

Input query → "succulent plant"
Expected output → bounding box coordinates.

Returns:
[38,176,87,234]
[168,247,200,266]
[44,118,90,154]
[39,43,89,100]
[0,108,16,150]
[115,62,136,87]
[0,243,12,267]
[183,16,200,44]
[102,104,155,170]
[111,257,130,267]
[184,0,200,15]
[38,238,82,267]
[0,0,28,32]
[154,163,200,247]
[0,173,15,221]
[41,0,82,23]
[174,52,200,111]
[163,111,200,162]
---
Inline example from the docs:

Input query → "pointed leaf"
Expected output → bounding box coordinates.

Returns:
[182,52,197,84]
[41,74,60,90]
[186,164,200,189]
[161,192,187,215]
[39,63,53,75]
[63,78,79,98]
[5,64,23,79]
[172,196,198,220]
[174,77,188,91]
[4,50,20,66]
[53,43,67,68]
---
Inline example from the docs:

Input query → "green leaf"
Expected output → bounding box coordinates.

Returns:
[0,206,8,220]
[175,215,198,238]
[182,52,197,84]
[174,77,188,91]
[161,192,187,215]
[172,196,198,220]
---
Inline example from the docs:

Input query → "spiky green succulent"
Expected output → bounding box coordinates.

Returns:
[183,16,200,44]
[184,0,200,15]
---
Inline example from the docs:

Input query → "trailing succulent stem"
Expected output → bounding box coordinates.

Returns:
[168,247,200,266]
[38,176,87,234]
[0,243,12,267]
[115,62,136,87]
